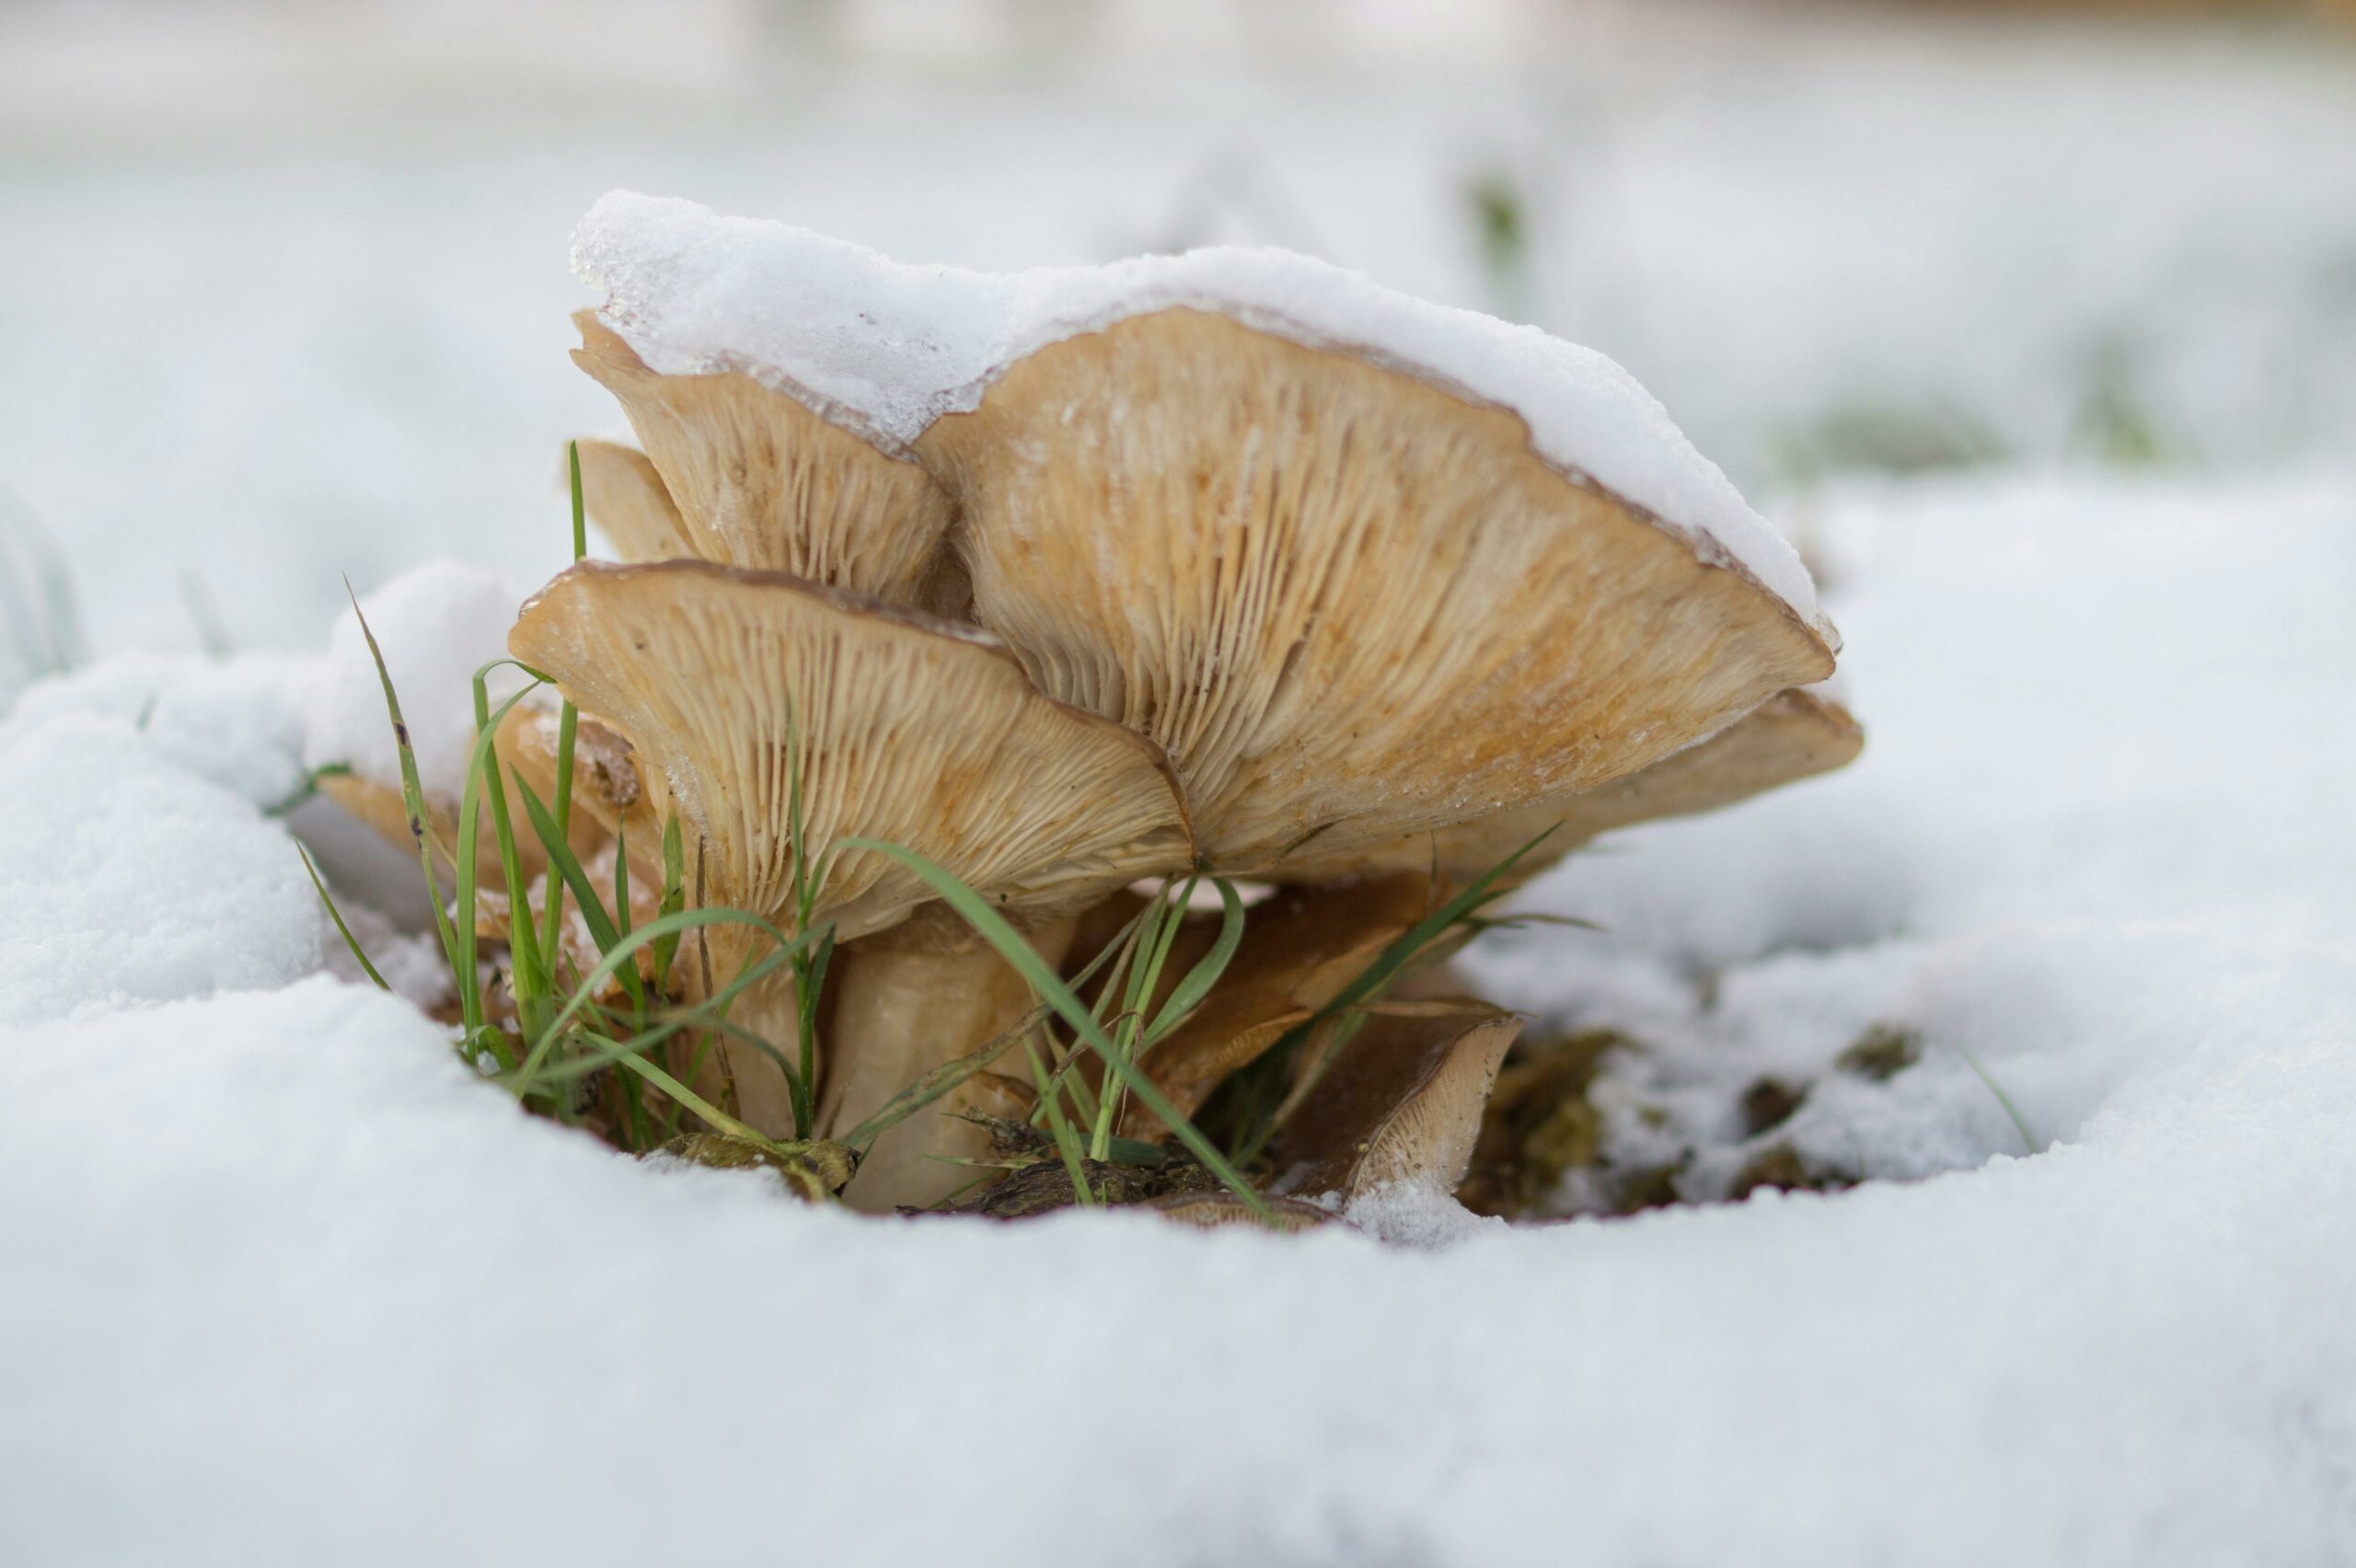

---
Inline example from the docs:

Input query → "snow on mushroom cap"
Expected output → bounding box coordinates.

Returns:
[570,191,1831,639]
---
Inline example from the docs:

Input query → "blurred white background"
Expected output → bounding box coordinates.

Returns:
[3,0,2353,652]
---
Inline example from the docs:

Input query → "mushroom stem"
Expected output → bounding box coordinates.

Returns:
[818,904,1078,1214]
[684,924,814,1141]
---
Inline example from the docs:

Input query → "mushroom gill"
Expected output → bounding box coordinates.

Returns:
[914,307,1837,877]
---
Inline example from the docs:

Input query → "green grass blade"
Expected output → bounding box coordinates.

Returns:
[468,682,547,1034]
[298,847,388,990]
[840,836,1266,1215]
[343,579,463,986]
[1023,903,1159,1119]
[537,441,592,963]
[538,698,580,957]
[611,821,633,942]
[512,769,645,1010]
[510,906,813,1097]
[1145,875,1244,1043]
[457,664,548,1032]
[567,440,588,559]
[516,944,800,1090]
[1317,823,1558,1023]
[651,816,686,995]
[1092,881,1192,1155]
[606,1043,771,1147]
[1025,1037,1096,1206]
[1957,1046,2041,1155]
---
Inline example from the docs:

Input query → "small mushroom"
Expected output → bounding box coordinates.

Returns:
[572,313,962,610]
[915,308,1836,875]
[1267,1002,1522,1205]
[508,557,1193,1137]
[492,702,657,856]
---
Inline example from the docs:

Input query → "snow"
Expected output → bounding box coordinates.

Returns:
[0,709,322,1026]
[1,470,2351,1562]
[572,190,1829,633]
[7,651,314,811]
[303,561,527,802]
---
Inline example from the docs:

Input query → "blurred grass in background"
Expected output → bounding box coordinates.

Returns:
[0,0,2350,654]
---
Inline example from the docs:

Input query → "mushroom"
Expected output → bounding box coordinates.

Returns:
[913,307,1837,876]
[1266,1002,1523,1205]
[572,314,964,611]
[507,557,1193,1144]
[527,200,1863,1220]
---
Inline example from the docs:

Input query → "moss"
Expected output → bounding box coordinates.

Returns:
[661,1132,858,1201]
[1727,1144,1855,1201]
[1457,1028,1630,1218]
[1837,1024,1922,1083]
[1738,1077,1807,1136]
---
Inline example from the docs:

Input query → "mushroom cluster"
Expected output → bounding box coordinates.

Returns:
[432,201,1858,1218]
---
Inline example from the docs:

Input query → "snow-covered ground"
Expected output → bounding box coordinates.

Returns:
[3,469,2350,1563]
[3,4,2353,1564]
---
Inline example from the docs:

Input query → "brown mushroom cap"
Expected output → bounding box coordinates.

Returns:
[572,438,691,563]
[572,312,960,606]
[1268,1002,1522,1203]
[493,701,658,856]
[914,307,1837,877]
[1272,686,1865,884]
[507,558,1195,944]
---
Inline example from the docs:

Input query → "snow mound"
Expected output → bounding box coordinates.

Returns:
[571,190,1826,634]
[0,709,321,1024]
[0,967,2349,1566]
[8,651,315,810]
[304,561,525,802]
